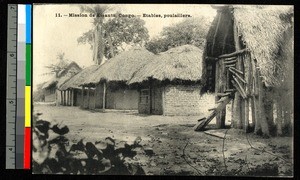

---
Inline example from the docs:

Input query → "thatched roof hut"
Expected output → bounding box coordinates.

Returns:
[42,61,82,89]
[128,45,203,84]
[202,5,294,89]
[58,65,100,91]
[198,5,294,136]
[81,47,154,86]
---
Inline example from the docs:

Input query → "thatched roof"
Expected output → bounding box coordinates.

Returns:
[233,5,293,87]
[42,61,82,89]
[203,5,294,88]
[81,47,154,85]
[128,45,203,84]
[58,65,100,90]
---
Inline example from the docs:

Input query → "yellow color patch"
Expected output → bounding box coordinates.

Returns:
[25,86,31,127]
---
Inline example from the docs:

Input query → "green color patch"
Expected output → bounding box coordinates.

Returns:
[26,44,31,86]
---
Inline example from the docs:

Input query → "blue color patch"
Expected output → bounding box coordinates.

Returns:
[26,5,31,44]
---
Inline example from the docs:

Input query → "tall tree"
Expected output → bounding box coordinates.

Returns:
[43,52,70,77]
[78,5,111,65]
[146,17,211,54]
[77,9,149,61]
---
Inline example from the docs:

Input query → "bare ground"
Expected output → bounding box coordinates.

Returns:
[34,104,294,177]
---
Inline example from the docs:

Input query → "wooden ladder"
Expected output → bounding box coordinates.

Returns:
[194,94,233,131]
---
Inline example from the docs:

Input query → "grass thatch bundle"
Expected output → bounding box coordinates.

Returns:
[232,5,293,87]
[59,65,100,90]
[81,47,154,85]
[41,76,58,89]
[128,45,203,84]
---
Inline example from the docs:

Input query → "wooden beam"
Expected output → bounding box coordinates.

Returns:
[223,59,237,64]
[225,64,236,68]
[224,56,237,61]
[225,89,235,93]
[229,67,244,75]
[217,97,228,103]
[218,48,249,59]
[231,71,247,84]
[216,92,231,97]
[231,79,247,99]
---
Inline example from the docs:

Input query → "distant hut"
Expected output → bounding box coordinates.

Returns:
[81,47,154,110]
[58,65,100,107]
[200,5,293,136]
[42,61,82,104]
[128,45,213,116]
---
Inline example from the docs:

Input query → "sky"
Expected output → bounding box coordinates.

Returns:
[33,4,217,91]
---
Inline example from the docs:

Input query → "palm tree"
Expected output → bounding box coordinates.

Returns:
[79,5,111,65]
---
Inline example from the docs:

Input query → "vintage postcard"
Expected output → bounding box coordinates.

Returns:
[32,4,294,176]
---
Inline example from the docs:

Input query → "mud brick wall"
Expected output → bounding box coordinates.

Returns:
[45,93,55,102]
[164,85,215,116]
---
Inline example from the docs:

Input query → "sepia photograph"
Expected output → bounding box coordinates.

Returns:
[32,4,294,176]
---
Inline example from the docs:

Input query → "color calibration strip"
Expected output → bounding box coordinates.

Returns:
[17,4,25,169]
[7,4,31,169]
[24,4,32,169]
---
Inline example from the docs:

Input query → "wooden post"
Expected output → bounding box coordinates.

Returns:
[103,82,106,111]
[149,79,153,114]
[162,85,165,116]
[258,78,269,136]
[71,89,74,106]
[232,21,244,129]
[276,98,283,136]
[60,91,63,105]
[243,53,250,132]
[81,86,84,108]
[87,86,90,109]
[68,90,71,106]
[215,59,226,128]
[67,90,70,106]
[69,90,71,106]
[63,90,66,106]
[93,88,96,109]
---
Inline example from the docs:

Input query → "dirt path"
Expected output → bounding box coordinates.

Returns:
[34,104,293,176]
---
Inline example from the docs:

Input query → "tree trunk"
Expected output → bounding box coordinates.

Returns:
[107,34,115,58]
[93,24,104,65]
